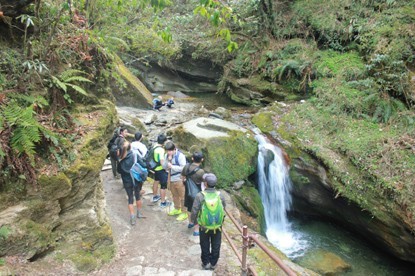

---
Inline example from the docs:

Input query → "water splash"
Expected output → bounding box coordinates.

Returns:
[256,134,307,258]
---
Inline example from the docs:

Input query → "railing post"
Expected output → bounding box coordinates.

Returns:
[241,226,248,276]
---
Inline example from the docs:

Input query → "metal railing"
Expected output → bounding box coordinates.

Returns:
[223,209,297,276]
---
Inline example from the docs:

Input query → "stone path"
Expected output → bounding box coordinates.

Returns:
[93,164,240,276]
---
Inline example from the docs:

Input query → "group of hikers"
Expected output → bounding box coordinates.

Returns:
[107,126,226,271]
[153,95,175,111]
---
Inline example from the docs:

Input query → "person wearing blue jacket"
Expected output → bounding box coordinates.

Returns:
[117,141,147,225]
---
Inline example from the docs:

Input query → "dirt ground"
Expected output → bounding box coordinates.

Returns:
[90,169,240,276]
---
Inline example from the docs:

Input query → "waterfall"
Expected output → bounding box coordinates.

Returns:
[256,133,306,257]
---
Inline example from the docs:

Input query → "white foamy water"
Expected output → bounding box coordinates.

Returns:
[255,134,308,258]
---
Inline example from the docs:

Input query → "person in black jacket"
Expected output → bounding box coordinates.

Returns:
[117,141,147,226]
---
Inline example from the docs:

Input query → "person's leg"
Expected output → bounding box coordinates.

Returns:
[199,230,211,268]
[152,172,160,202]
[159,170,168,205]
[170,182,180,211]
[110,157,117,177]
[177,180,186,212]
[134,182,145,218]
[210,231,222,267]
[125,186,136,225]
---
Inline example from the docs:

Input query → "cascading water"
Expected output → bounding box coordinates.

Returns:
[255,133,306,258]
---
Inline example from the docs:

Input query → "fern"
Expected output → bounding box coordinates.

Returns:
[8,94,49,109]
[51,69,92,103]
[1,100,58,162]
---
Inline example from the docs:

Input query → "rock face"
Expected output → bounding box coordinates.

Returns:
[169,117,258,188]
[0,102,117,271]
[131,56,221,93]
[113,56,153,108]
[289,154,415,263]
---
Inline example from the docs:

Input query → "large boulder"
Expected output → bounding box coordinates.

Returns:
[169,117,258,189]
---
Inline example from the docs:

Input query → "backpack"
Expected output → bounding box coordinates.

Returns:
[109,135,124,161]
[144,145,161,171]
[198,191,225,233]
[184,166,200,199]
[107,133,118,151]
[130,152,148,183]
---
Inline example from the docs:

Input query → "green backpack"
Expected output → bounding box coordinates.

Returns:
[198,191,225,233]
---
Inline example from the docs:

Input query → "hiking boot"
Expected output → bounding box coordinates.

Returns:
[152,195,161,202]
[193,231,200,236]
[176,213,188,221]
[187,223,194,229]
[168,208,182,216]
[201,263,211,270]
[130,215,136,226]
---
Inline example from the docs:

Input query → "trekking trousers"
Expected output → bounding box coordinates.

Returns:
[170,180,185,212]
[199,229,222,267]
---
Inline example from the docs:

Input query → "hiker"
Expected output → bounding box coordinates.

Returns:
[162,141,187,221]
[153,96,165,111]
[182,151,205,236]
[117,141,146,226]
[191,173,226,270]
[166,97,174,108]
[131,131,147,158]
[151,133,169,207]
[109,126,128,179]
[107,126,121,178]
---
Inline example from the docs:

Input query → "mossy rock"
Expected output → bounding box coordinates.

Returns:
[171,118,258,189]
[232,185,265,234]
[252,112,274,134]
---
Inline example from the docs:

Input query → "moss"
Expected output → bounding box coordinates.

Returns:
[205,131,257,189]
[280,102,415,226]
[69,251,98,272]
[313,50,366,80]
[247,241,290,275]
[37,173,71,201]
[233,185,266,235]
[252,112,274,134]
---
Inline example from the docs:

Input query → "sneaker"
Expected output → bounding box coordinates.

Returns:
[193,231,200,236]
[160,201,168,208]
[176,213,188,221]
[130,215,136,226]
[187,223,194,229]
[152,195,161,202]
[210,264,217,270]
[168,208,182,216]
[201,263,211,270]
[137,211,146,218]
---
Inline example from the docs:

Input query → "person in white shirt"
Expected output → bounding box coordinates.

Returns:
[131,132,148,158]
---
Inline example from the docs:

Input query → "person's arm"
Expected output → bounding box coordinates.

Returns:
[171,153,186,175]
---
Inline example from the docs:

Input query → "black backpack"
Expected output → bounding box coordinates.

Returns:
[144,145,161,171]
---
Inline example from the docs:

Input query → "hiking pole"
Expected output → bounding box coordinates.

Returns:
[167,168,171,213]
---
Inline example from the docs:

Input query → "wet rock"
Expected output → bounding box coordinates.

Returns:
[233,180,245,190]
[144,114,157,125]
[167,91,189,98]
[298,249,351,275]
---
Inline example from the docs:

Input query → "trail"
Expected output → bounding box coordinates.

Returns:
[93,166,238,276]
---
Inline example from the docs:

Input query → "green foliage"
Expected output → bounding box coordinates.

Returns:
[1,100,57,163]
[0,226,10,239]
[50,69,92,104]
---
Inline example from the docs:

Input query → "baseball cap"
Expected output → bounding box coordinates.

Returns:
[203,173,217,187]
